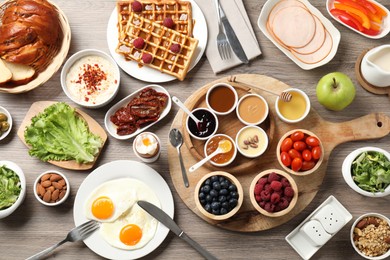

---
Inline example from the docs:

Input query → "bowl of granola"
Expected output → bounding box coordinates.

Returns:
[351,213,390,259]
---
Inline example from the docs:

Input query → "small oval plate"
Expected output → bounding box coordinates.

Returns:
[327,0,390,39]
[104,85,172,140]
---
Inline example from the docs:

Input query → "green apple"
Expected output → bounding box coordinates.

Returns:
[316,72,356,111]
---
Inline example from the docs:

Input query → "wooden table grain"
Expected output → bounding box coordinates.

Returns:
[1,0,389,259]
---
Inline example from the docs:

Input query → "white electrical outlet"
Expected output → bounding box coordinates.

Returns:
[311,204,346,234]
[300,219,332,247]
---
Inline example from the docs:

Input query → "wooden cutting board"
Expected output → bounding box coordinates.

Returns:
[167,74,390,232]
[17,101,107,170]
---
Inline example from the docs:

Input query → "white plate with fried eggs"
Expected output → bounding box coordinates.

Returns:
[73,160,174,259]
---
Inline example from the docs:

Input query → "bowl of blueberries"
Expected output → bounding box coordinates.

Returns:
[194,171,243,220]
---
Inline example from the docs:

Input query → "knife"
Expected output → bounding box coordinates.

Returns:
[137,201,218,260]
[217,2,249,64]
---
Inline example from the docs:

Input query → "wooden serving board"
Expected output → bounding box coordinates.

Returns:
[167,74,390,232]
[17,101,107,170]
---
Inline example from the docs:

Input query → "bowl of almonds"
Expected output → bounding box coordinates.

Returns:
[235,125,269,158]
[34,170,70,206]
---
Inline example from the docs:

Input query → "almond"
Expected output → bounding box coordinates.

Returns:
[36,183,45,197]
[59,190,66,200]
[47,186,55,193]
[41,180,52,188]
[52,181,63,190]
[253,135,259,143]
[250,143,258,148]
[51,189,60,201]
[356,218,368,229]
[40,174,51,182]
[58,179,66,186]
[50,174,62,182]
[43,190,52,203]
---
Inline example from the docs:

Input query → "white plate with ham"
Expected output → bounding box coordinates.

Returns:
[104,85,171,140]
[258,0,341,70]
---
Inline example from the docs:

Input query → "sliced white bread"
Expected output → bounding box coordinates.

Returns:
[2,60,36,85]
[0,59,12,84]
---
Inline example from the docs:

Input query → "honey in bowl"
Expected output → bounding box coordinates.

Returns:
[237,94,268,125]
[277,89,308,121]
[207,84,237,114]
[205,135,236,165]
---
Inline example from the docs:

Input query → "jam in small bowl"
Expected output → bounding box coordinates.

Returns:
[186,108,218,141]
[204,134,237,167]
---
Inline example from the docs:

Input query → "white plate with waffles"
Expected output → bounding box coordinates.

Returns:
[107,0,208,83]
[73,160,174,260]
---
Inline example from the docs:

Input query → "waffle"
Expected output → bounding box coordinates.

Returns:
[117,0,193,37]
[116,12,198,81]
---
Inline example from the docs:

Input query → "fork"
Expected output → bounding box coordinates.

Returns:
[214,0,231,60]
[26,220,100,260]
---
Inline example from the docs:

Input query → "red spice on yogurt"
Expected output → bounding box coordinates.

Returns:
[66,55,118,105]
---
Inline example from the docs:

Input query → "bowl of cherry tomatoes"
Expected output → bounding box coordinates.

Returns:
[276,129,324,176]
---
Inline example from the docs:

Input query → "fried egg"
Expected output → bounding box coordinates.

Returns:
[84,177,160,250]
[84,178,137,222]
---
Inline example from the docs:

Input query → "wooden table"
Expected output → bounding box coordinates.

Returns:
[1,0,389,259]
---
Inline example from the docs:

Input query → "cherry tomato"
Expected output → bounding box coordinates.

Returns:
[302,149,312,161]
[288,149,302,159]
[293,141,307,151]
[280,151,291,167]
[301,160,316,171]
[291,131,305,142]
[305,136,320,147]
[291,157,303,172]
[312,146,322,160]
[280,137,293,152]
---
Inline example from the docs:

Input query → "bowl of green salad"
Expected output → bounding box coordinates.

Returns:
[0,161,26,219]
[342,147,390,197]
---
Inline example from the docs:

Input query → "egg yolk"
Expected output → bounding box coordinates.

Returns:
[120,224,143,246]
[142,137,152,146]
[91,196,114,220]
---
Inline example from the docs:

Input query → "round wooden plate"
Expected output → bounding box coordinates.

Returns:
[181,83,275,174]
[355,49,390,98]
[0,0,71,94]
[167,74,390,232]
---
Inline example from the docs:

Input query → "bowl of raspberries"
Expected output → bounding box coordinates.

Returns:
[194,171,243,220]
[249,169,298,217]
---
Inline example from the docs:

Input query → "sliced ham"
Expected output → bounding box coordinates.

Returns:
[268,0,308,25]
[271,6,316,48]
[291,30,333,64]
[292,15,326,55]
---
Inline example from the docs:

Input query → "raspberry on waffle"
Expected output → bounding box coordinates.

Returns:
[116,12,198,81]
[117,0,193,37]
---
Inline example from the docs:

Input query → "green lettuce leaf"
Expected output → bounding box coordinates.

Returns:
[0,165,21,210]
[351,151,390,193]
[24,102,102,163]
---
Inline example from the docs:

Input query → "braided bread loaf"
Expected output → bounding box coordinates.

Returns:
[0,0,62,71]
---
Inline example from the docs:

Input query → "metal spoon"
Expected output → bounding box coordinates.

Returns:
[172,96,204,130]
[189,139,232,173]
[169,128,189,188]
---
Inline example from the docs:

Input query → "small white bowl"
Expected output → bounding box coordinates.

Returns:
[0,161,26,219]
[342,147,390,197]
[186,107,218,141]
[351,213,390,259]
[204,134,237,167]
[133,132,161,163]
[61,49,120,109]
[236,93,269,126]
[236,125,268,158]
[34,170,70,206]
[0,106,12,141]
[206,83,238,116]
[275,88,310,124]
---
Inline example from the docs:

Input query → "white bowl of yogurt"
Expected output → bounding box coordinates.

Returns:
[61,49,120,109]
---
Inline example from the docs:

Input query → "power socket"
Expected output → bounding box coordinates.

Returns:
[300,220,332,247]
[311,204,346,234]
